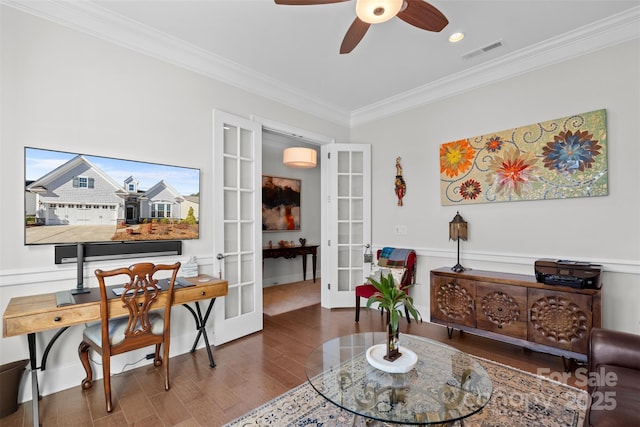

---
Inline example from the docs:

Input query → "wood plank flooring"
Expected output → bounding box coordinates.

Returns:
[1,304,587,427]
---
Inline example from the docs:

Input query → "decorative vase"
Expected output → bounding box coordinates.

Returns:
[385,322,402,362]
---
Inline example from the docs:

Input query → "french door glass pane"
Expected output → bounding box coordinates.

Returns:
[240,191,253,221]
[224,223,238,253]
[224,126,238,156]
[225,287,239,318]
[241,223,253,251]
[224,190,238,220]
[338,246,349,267]
[225,254,239,284]
[240,129,253,158]
[351,152,363,173]
[352,222,363,243]
[338,199,349,220]
[338,152,349,173]
[351,175,363,196]
[338,175,349,197]
[351,199,363,220]
[224,157,237,187]
[241,254,254,283]
[240,159,253,189]
[338,222,349,244]
[241,284,254,314]
[338,270,350,292]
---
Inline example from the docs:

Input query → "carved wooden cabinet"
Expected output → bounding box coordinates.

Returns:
[430,267,602,361]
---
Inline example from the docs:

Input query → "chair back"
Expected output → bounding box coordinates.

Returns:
[94,262,180,355]
[376,248,417,289]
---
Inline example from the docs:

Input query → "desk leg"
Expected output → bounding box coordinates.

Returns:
[27,333,40,427]
[182,299,217,368]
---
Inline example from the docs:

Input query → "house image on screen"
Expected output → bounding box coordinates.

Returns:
[26,155,197,226]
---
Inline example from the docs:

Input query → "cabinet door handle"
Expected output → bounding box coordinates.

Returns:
[54,316,61,322]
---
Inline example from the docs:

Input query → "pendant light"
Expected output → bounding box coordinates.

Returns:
[283,147,317,168]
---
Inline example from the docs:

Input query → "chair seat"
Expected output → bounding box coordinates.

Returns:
[83,313,164,347]
[355,284,377,299]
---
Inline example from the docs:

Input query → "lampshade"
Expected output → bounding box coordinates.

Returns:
[355,0,403,24]
[449,211,468,241]
[283,147,317,168]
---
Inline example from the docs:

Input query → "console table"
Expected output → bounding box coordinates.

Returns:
[2,275,227,427]
[430,267,602,364]
[263,245,318,282]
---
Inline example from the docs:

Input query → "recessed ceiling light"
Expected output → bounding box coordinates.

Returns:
[449,32,465,43]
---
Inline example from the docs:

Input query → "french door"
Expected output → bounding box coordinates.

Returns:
[212,110,263,345]
[321,143,371,308]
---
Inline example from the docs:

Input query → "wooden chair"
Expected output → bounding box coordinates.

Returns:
[355,248,416,322]
[78,262,180,412]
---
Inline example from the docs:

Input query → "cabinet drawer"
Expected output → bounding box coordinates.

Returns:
[4,305,100,336]
[174,282,228,305]
[476,283,527,339]
[431,277,476,328]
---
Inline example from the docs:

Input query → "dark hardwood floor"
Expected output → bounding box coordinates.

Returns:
[1,304,587,427]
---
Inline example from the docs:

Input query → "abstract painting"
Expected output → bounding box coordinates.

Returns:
[440,109,607,205]
[262,175,301,231]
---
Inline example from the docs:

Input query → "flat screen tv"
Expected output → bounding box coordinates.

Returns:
[25,147,200,245]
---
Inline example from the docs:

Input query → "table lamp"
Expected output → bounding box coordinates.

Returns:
[449,211,468,272]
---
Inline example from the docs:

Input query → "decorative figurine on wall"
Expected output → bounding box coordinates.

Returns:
[395,157,406,206]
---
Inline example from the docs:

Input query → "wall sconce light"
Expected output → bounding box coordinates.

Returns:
[449,211,468,273]
[283,147,317,168]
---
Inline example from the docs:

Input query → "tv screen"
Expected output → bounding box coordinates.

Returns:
[25,147,200,245]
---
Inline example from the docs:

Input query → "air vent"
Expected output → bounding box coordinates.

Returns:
[461,39,503,60]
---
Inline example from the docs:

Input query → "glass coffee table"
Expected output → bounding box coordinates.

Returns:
[305,332,492,425]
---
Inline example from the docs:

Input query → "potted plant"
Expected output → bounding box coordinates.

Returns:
[367,272,421,361]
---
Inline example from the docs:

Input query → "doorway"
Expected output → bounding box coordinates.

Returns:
[261,129,322,315]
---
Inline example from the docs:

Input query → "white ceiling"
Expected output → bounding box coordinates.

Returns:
[7,0,640,126]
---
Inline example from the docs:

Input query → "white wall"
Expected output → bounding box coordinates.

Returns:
[2,4,639,404]
[352,39,640,334]
[0,6,348,401]
[261,132,322,285]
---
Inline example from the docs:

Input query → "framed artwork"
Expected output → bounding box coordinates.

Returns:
[262,175,301,231]
[440,109,608,205]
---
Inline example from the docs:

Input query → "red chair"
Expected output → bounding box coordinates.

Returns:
[355,248,417,322]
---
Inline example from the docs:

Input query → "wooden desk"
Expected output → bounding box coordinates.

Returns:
[2,275,227,427]
[263,245,318,282]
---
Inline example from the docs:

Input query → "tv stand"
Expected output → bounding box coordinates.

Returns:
[70,243,90,295]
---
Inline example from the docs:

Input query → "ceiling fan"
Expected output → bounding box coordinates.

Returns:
[274,0,449,54]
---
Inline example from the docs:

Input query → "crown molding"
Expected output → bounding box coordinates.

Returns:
[350,6,640,127]
[3,1,639,129]
[2,0,352,127]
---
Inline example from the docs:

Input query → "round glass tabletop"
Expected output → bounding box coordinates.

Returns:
[305,332,493,425]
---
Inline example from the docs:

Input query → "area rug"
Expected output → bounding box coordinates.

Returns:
[263,280,321,317]
[224,355,588,427]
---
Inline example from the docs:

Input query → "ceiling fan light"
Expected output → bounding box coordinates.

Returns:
[356,0,403,24]
[283,147,317,168]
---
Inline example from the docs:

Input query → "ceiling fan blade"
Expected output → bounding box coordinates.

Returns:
[274,0,350,5]
[397,0,448,32]
[340,17,371,54]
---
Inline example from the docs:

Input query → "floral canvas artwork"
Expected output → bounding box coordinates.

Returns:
[440,109,607,205]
